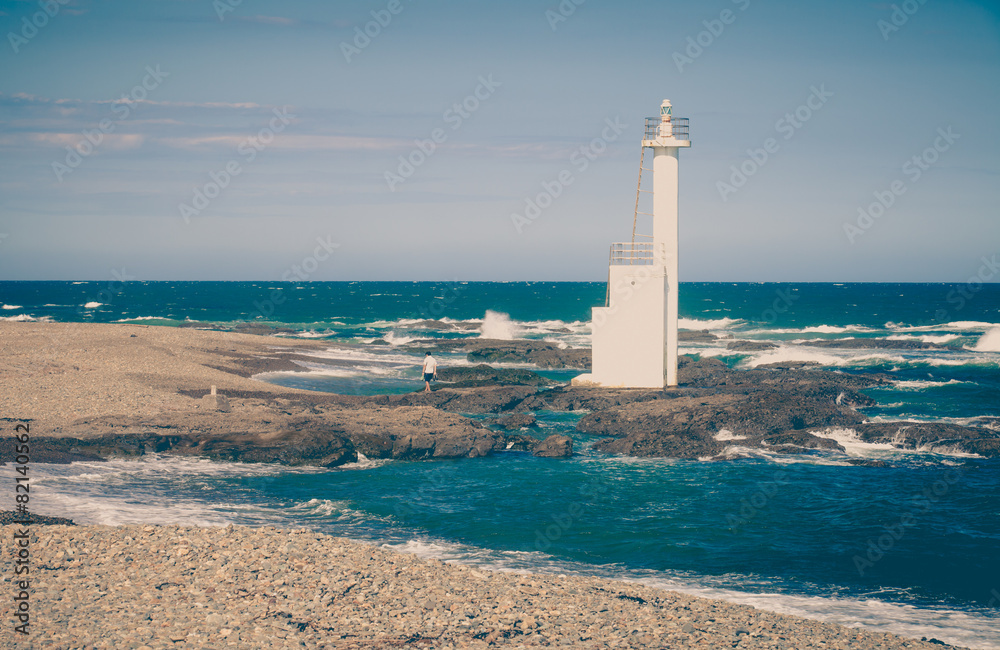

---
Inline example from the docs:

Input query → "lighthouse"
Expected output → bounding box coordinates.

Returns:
[573,100,691,389]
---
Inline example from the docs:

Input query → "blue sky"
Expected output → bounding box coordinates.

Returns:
[0,0,998,281]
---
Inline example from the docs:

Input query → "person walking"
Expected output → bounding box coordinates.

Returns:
[422,351,438,393]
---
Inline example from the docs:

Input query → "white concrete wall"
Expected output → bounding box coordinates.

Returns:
[653,146,680,387]
[589,265,667,388]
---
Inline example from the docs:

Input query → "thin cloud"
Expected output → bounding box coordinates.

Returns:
[0,93,263,111]
[238,14,298,26]
[22,132,145,150]
[158,134,404,152]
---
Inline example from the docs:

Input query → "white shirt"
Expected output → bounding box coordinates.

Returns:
[423,356,437,373]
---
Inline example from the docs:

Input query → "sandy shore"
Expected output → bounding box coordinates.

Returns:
[0,322,327,432]
[0,524,964,649]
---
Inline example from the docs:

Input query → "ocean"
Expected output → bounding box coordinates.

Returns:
[3,281,999,648]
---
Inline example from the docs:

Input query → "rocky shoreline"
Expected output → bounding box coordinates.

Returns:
[0,524,966,649]
[3,323,997,468]
[0,322,992,648]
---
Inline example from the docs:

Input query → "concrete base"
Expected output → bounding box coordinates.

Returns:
[585,263,668,389]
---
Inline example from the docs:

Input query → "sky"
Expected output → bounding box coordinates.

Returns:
[0,0,998,282]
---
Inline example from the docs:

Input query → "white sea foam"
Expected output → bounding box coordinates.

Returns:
[678,317,742,330]
[973,327,1000,352]
[285,329,336,339]
[337,453,393,471]
[801,324,851,333]
[890,320,998,333]
[892,379,972,390]
[83,301,102,309]
[28,456,321,527]
[813,427,984,459]
[289,498,391,522]
[812,428,900,455]
[635,578,1000,650]
[743,324,876,336]
[2,304,22,309]
[480,310,519,339]
[293,346,453,368]
[115,315,172,322]
[742,347,851,368]
[886,334,960,344]
[383,331,417,346]
[385,535,1000,650]
[0,314,43,322]
[713,429,747,441]
[679,346,732,358]
[923,357,999,368]
[741,344,996,370]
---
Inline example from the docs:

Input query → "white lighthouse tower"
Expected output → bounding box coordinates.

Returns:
[573,100,690,389]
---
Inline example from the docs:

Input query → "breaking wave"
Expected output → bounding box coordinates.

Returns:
[480,310,519,339]
[973,327,1000,352]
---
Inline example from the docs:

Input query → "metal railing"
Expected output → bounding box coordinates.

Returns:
[644,117,689,141]
[609,242,655,265]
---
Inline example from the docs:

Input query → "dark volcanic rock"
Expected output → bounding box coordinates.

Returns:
[568,358,997,460]
[396,386,539,414]
[419,338,591,369]
[436,364,555,387]
[23,402,510,467]
[533,434,573,458]
[487,413,538,430]
[803,338,953,350]
[503,433,539,451]
[679,330,723,343]
[387,428,503,460]
[0,436,106,464]
[759,430,845,453]
[845,458,890,467]
[180,428,357,466]
[516,386,666,413]
[411,319,481,331]
[850,422,1000,457]
[1,430,359,468]
[0,511,76,525]
[583,390,865,460]
[468,343,591,369]
[580,358,883,460]
[726,340,779,352]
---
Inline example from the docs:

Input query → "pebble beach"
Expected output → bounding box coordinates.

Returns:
[0,320,990,648]
[1,524,964,649]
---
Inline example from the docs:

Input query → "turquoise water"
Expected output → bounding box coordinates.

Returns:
[5,281,1000,647]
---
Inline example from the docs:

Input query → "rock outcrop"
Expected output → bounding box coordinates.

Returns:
[414,339,591,369]
[436,364,555,387]
[1,403,510,468]
[850,422,1000,457]
[487,413,538,430]
[532,434,573,458]
[801,338,955,350]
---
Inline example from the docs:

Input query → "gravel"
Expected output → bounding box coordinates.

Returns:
[0,524,966,649]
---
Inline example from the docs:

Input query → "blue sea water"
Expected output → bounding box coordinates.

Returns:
[3,281,1000,648]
